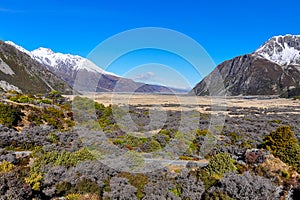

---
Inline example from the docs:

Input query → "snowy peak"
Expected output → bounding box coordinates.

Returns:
[30,46,116,75]
[3,40,185,93]
[31,47,85,71]
[0,40,73,94]
[192,34,300,96]
[255,34,300,66]
[4,41,114,75]
[31,47,54,56]
[30,47,116,75]
[5,41,31,55]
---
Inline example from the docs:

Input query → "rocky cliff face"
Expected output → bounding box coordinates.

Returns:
[0,41,72,94]
[191,35,300,96]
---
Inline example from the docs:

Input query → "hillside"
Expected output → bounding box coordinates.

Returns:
[6,41,186,94]
[191,35,300,96]
[280,87,300,99]
[0,41,72,94]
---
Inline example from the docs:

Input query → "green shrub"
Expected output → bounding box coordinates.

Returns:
[9,94,35,104]
[113,138,125,145]
[198,170,218,189]
[57,179,101,197]
[195,129,210,136]
[65,118,75,128]
[179,156,194,160]
[47,132,59,143]
[0,103,22,128]
[124,134,148,148]
[262,126,298,151]
[45,148,95,168]
[8,90,20,94]
[37,99,51,104]
[27,110,43,125]
[205,152,236,177]
[0,161,14,173]
[227,132,241,144]
[268,119,282,124]
[262,126,300,172]
[203,190,234,200]
[56,181,72,195]
[47,90,64,104]
[159,129,173,138]
[24,172,43,191]
[73,96,96,112]
[118,172,148,199]
[26,104,74,130]
[72,178,101,195]
[170,187,181,197]
[9,96,18,102]
[27,148,96,191]
[18,95,30,103]
[42,107,65,129]
[280,170,290,179]
[276,142,300,171]
[66,194,81,200]
[147,140,161,152]
[72,96,115,130]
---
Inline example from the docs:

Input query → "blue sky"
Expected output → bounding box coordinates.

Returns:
[1,0,300,88]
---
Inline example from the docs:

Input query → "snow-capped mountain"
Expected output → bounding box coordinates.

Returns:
[5,41,181,93]
[255,34,300,67]
[0,41,72,94]
[5,41,31,55]
[5,41,113,75]
[191,34,300,96]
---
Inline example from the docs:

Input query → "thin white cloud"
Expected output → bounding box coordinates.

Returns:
[134,71,156,81]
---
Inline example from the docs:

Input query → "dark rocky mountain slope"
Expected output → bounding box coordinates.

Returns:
[191,35,300,96]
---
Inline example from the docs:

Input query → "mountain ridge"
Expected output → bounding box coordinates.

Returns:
[0,40,73,94]
[191,34,300,96]
[255,34,300,66]
[5,41,187,94]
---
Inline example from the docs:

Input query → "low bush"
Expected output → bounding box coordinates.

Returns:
[118,172,148,199]
[66,194,81,200]
[26,148,95,191]
[0,103,22,128]
[25,172,43,191]
[37,99,51,104]
[0,160,14,173]
[219,172,279,200]
[204,152,236,177]
[261,126,300,172]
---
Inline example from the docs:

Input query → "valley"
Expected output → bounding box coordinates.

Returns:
[85,93,299,109]
[2,0,300,199]
[0,34,300,199]
[0,90,299,199]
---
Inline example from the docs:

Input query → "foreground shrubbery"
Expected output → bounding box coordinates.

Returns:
[25,147,96,191]
[0,160,14,173]
[262,126,300,172]
[0,102,22,128]
[0,92,300,199]
[218,171,280,200]
[204,152,236,177]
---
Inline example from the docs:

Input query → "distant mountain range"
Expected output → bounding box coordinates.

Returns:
[5,41,187,94]
[3,35,300,96]
[191,34,300,96]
